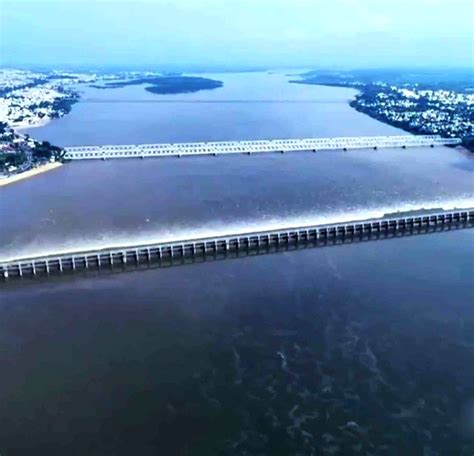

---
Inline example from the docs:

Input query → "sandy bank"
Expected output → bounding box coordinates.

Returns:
[12,117,52,132]
[0,162,63,187]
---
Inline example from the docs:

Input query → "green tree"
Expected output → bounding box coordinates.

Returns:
[33,141,65,161]
[0,153,7,171]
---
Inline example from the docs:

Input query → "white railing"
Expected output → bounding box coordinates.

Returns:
[63,135,461,160]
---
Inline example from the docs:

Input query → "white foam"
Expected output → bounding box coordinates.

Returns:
[2,197,473,262]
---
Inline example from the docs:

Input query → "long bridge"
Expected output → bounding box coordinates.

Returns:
[63,135,461,160]
[1,208,472,280]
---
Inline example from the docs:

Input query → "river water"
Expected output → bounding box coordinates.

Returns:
[1,72,473,455]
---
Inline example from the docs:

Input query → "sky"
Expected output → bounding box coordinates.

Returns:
[0,0,473,69]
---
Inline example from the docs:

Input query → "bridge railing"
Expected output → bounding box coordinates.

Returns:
[63,135,462,160]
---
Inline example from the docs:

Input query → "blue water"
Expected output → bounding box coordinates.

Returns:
[1,72,473,455]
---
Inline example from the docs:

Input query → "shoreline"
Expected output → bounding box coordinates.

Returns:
[292,80,409,131]
[12,117,52,132]
[291,80,473,150]
[0,162,63,187]
[350,103,474,152]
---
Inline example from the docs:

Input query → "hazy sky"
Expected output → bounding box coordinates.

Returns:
[1,0,473,69]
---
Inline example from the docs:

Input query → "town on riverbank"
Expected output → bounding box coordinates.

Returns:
[291,69,474,151]
[0,122,66,185]
[0,68,94,183]
[0,68,225,183]
[1,67,473,184]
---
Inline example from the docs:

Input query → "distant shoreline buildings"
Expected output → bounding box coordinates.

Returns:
[0,68,225,180]
[351,85,473,143]
[0,69,96,129]
[1,67,473,181]
[291,71,474,151]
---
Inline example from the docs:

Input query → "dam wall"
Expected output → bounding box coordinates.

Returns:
[1,208,473,280]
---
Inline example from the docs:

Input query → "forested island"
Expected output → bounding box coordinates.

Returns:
[92,76,223,94]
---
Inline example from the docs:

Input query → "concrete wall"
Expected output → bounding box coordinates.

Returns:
[1,209,472,280]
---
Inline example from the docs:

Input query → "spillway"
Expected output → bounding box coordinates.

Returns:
[1,208,472,280]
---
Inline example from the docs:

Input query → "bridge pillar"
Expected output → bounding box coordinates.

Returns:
[59,259,63,272]
[97,255,101,267]
[122,252,127,264]
[72,257,76,270]
[19,264,23,277]
[3,269,8,279]
[46,261,50,274]
[32,263,37,276]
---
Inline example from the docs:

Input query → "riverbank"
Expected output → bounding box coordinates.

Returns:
[0,161,63,187]
[349,101,474,152]
[12,116,52,131]
[290,77,473,150]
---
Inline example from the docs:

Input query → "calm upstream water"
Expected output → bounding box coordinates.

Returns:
[1,72,473,455]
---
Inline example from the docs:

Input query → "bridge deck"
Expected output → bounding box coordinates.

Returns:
[64,135,461,160]
[1,208,472,279]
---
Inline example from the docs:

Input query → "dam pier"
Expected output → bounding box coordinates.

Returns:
[1,208,473,280]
